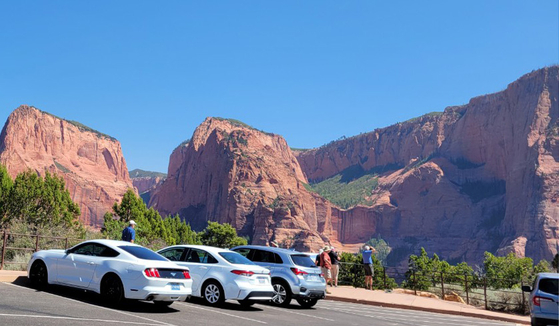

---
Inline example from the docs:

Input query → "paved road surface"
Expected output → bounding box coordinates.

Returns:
[0,281,519,326]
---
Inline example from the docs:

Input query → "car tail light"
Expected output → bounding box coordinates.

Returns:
[182,270,191,279]
[231,270,255,277]
[290,268,308,276]
[144,268,160,278]
[533,296,554,306]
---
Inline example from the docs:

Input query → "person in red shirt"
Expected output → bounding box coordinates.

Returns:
[320,246,332,294]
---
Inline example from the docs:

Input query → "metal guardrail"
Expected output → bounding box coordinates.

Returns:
[0,230,83,270]
[336,262,529,314]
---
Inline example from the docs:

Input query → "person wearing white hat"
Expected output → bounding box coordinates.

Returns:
[122,220,137,243]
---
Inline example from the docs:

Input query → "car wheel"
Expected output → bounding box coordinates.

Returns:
[296,298,318,308]
[203,281,224,306]
[271,280,292,307]
[29,260,48,288]
[238,299,255,307]
[154,301,173,307]
[101,274,124,305]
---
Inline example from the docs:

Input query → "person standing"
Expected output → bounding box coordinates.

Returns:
[328,246,341,287]
[320,246,333,294]
[121,220,136,243]
[362,245,377,290]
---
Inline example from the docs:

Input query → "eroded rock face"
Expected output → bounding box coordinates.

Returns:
[0,106,134,227]
[149,118,336,250]
[297,66,559,264]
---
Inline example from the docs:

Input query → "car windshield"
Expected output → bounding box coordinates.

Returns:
[291,254,316,267]
[119,246,168,261]
[219,252,255,265]
[539,278,559,295]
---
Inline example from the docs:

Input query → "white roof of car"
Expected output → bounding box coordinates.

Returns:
[79,239,142,247]
[166,244,232,254]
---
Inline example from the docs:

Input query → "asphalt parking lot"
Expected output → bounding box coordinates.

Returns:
[0,280,519,326]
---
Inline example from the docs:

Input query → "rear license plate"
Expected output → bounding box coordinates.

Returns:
[171,283,180,291]
[308,275,320,281]
[257,277,267,284]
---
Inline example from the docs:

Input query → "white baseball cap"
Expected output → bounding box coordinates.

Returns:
[129,220,137,225]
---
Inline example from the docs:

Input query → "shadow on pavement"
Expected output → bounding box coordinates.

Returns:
[12,276,181,314]
[185,296,264,312]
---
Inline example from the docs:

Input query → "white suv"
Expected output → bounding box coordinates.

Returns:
[522,273,558,326]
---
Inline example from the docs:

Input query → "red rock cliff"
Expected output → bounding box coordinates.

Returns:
[149,118,337,250]
[0,106,135,227]
[297,66,559,264]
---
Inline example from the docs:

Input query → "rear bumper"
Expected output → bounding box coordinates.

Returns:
[293,290,326,300]
[242,291,274,301]
[532,316,559,326]
[126,282,192,301]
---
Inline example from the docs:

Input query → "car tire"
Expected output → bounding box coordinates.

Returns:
[101,274,124,305]
[238,299,255,308]
[29,260,48,288]
[202,281,225,306]
[154,301,173,307]
[271,280,292,307]
[296,298,318,308]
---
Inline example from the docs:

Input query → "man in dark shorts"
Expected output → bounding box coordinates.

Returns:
[362,245,377,290]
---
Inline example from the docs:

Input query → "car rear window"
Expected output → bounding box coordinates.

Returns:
[291,254,316,267]
[119,246,168,261]
[219,252,255,265]
[539,278,559,295]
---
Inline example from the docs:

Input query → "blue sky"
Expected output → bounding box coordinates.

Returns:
[1,1,557,173]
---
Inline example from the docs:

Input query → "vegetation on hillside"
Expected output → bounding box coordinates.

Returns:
[214,117,275,136]
[129,169,167,179]
[309,165,379,209]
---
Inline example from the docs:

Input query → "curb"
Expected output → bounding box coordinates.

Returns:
[325,295,529,325]
[0,272,26,283]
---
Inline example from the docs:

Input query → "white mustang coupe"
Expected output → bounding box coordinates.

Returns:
[27,239,192,306]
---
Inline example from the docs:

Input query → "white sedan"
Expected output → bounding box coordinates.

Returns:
[27,239,193,306]
[157,245,273,307]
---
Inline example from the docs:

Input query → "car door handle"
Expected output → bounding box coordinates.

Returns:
[200,266,207,270]
[87,261,95,265]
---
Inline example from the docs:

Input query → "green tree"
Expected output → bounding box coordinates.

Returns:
[198,221,247,248]
[103,189,200,249]
[0,165,13,226]
[483,252,534,289]
[338,251,397,289]
[6,170,81,232]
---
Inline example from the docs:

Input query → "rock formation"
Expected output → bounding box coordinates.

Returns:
[0,105,134,227]
[297,66,559,264]
[149,118,337,250]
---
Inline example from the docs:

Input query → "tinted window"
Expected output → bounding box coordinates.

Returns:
[219,252,255,265]
[291,254,316,267]
[539,278,559,295]
[185,248,218,264]
[159,248,185,261]
[119,246,167,261]
[71,243,95,256]
[252,249,282,263]
[233,248,251,258]
[94,244,119,258]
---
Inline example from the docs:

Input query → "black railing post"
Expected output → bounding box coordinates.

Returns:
[483,277,488,310]
[35,234,40,252]
[464,273,469,305]
[1,231,6,270]
[521,279,525,312]
[383,268,387,289]
[413,270,417,295]
[65,237,69,249]
[441,271,445,299]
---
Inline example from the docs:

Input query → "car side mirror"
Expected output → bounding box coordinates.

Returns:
[521,285,532,292]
